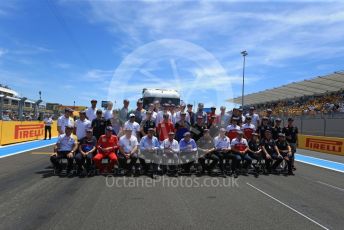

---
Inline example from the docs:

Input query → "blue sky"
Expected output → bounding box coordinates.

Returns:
[0,0,344,110]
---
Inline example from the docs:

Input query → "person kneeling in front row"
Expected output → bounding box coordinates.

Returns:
[93,126,119,174]
[75,128,97,176]
[50,125,78,176]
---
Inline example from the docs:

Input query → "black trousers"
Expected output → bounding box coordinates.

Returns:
[264,152,283,171]
[198,150,219,172]
[74,152,94,171]
[215,150,235,172]
[118,153,138,171]
[44,126,51,139]
[50,151,74,171]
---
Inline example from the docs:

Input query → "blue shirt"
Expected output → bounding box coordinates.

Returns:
[139,135,160,150]
[179,138,197,151]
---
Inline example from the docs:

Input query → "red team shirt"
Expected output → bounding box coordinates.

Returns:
[97,135,119,154]
[241,123,256,141]
[226,124,241,141]
[157,121,175,141]
[231,138,248,152]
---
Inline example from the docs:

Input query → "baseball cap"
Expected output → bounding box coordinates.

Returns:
[237,130,243,135]
[168,131,175,135]
[232,117,239,121]
[276,118,282,122]
[181,111,186,115]
[148,128,155,132]
[278,133,286,137]
[267,109,272,112]
[262,116,268,120]
[86,128,93,132]
[129,113,135,117]
[106,126,113,131]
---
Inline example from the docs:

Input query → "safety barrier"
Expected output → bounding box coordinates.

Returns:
[0,121,58,145]
[298,134,344,156]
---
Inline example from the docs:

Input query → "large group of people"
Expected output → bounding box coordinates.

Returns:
[255,90,344,117]
[50,99,298,178]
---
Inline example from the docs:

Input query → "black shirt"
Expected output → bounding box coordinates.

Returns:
[257,125,272,139]
[282,125,298,143]
[272,126,283,140]
[190,123,207,142]
[141,119,156,134]
[79,136,97,152]
[188,111,195,126]
[91,118,111,140]
[260,138,276,154]
[248,140,260,152]
[276,140,290,151]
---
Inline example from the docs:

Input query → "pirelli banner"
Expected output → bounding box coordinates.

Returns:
[0,121,58,145]
[298,134,344,156]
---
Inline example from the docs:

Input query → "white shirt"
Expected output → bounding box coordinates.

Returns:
[103,109,113,120]
[43,117,53,126]
[160,139,180,153]
[57,134,76,152]
[86,107,97,122]
[247,113,260,128]
[175,111,190,124]
[151,111,157,122]
[214,135,230,150]
[75,118,91,140]
[57,115,74,134]
[124,121,140,137]
[119,135,138,153]
[241,123,256,132]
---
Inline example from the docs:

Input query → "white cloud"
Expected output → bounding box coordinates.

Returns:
[0,48,7,57]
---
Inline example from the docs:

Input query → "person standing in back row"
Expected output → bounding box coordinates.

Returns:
[92,109,111,140]
[86,99,98,122]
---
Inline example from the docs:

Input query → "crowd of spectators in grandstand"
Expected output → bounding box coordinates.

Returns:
[254,90,344,117]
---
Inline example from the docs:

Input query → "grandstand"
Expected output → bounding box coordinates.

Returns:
[227,71,344,117]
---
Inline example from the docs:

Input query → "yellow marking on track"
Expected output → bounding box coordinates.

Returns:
[30,152,52,155]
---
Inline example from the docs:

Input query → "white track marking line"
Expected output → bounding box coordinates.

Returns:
[316,181,344,192]
[246,182,329,230]
[296,160,344,173]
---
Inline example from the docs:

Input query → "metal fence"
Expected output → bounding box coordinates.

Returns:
[281,113,344,138]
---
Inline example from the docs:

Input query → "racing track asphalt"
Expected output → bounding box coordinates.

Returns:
[0,146,343,230]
